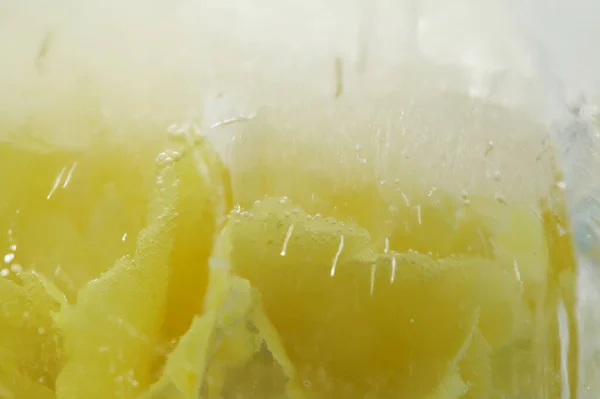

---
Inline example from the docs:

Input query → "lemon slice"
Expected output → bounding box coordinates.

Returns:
[224,197,521,398]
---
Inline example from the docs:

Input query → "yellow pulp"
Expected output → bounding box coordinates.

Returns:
[0,109,578,399]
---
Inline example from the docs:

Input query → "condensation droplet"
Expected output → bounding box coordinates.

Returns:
[330,235,345,277]
[401,192,410,206]
[370,263,376,296]
[10,264,22,273]
[485,141,495,156]
[495,193,507,205]
[62,162,78,189]
[280,224,295,257]
[3,253,14,263]
[355,144,368,164]
[47,166,67,200]
[0,268,9,277]
[492,170,503,182]
[167,124,188,142]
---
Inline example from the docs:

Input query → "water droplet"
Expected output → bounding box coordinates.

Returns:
[155,152,174,168]
[0,268,9,277]
[416,204,422,225]
[492,170,503,182]
[494,193,507,205]
[460,190,470,205]
[401,193,410,207]
[370,264,376,296]
[557,224,567,236]
[330,235,345,277]
[170,151,182,162]
[280,224,295,256]
[390,255,397,283]
[121,233,127,242]
[9,244,16,251]
[384,237,390,254]
[3,253,15,263]
[62,162,78,189]
[485,141,495,156]
[556,181,567,191]
[10,264,22,273]
[428,187,437,197]
[279,197,290,204]
[355,145,368,164]
[167,124,187,142]
[47,166,67,200]
[410,318,415,323]
[37,327,45,335]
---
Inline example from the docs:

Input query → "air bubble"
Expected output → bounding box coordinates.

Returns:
[167,124,188,142]
[170,151,182,162]
[492,170,503,182]
[485,141,495,156]
[461,190,470,204]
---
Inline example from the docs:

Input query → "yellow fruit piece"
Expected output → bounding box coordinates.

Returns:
[0,362,56,399]
[0,271,62,393]
[50,134,232,399]
[423,368,468,399]
[139,249,274,399]
[458,330,493,399]
[226,197,522,399]
[0,140,162,301]
[161,137,232,349]
[55,154,180,399]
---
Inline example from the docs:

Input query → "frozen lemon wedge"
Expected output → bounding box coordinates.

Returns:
[0,272,62,399]
[50,136,232,399]
[222,197,522,399]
